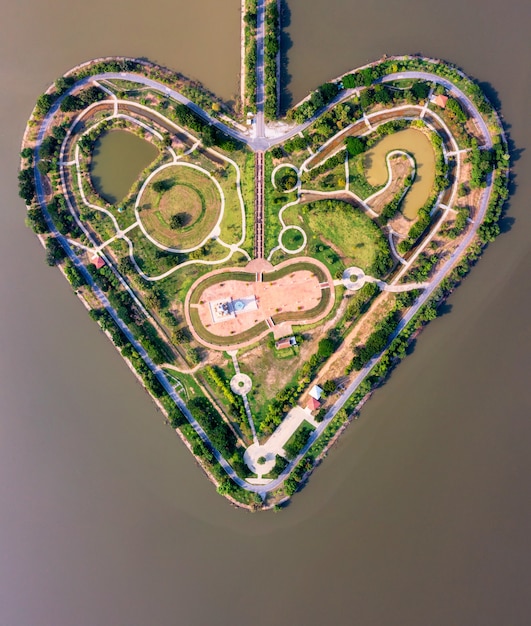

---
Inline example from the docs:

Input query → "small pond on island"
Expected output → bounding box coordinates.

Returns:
[90,130,158,204]
[363,128,436,219]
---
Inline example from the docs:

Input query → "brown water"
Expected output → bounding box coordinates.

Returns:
[91,130,159,204]
[2,1,531,625]
[364,128,436,218]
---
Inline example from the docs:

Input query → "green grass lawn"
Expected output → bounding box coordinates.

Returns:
[139,165,221,249]
[302,161,347,193]
[284,420,315,459]
[239,346,305,431]
[240,152,255,256]
[303,200,392,276]
[218,164,244,246]
[281,228,304,251]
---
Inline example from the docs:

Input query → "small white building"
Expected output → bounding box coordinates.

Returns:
[309,385,323,401]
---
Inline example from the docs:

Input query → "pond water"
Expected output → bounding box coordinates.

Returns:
[363,128,436,219]
[90,130,158,204]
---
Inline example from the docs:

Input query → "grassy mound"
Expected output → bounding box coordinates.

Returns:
[139,164,221,249]
[303,199,392,277]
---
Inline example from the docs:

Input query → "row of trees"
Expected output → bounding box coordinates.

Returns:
[340,56,492,117]
[347,311,400,372]
[444,206,470,239]
[288,71,431,126]
[288,81,340,124]
[203,366,247,428]
[25,208,48,234]
[468,140,494,189]
[173,103,240,151]
[477,168,509,244]
[186,397,237,458]
[263,0,280,118]
[396,195,438,255]
[243,0,257,111]
[87,263,172,365]
[59,86,105,113]
[380,183,410,224]
[284,422,315,460]
[300,151,343,183]
[91,313,171,405]
[18,168,36,204]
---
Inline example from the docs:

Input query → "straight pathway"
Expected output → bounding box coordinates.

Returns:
[228,351,258,444]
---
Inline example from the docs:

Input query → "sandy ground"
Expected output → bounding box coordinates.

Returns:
[196,270,322,336]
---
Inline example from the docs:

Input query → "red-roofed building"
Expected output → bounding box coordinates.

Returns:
[306,397,321,412]
[275,336,297,350]
[91,255,106,270]
[431,94,448,109]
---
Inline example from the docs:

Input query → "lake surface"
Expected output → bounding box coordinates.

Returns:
[364,128,435,218]
[1,0,531,625]
[90,130,159,204]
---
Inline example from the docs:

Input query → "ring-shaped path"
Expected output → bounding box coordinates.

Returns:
[135,161,224,253]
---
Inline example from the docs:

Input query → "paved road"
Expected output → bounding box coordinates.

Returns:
[32,98,253,497]
[73,68,493,155]
[255,0,266,138]
[29,65,500,497]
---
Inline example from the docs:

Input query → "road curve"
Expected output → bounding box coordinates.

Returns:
[28,63,502,498]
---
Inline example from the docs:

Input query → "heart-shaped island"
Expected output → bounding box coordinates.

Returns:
[19,0,509,509]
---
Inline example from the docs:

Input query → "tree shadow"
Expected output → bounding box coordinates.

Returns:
[279,0,293,114]
[435,302,453,318]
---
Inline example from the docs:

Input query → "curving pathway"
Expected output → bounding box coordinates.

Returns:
[29,61,502,498]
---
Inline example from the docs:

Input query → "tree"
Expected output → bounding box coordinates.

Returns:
[18,168,36,203]
[360,88,374,110]
[172,328,189,344]
[35,93,54,116]
[45,237,66,266]
[37,160,52,176]
[55,76,74,94]
[79,86,104,106]
[201,125,215,147]
[323,380,336,394]
[52,124,68,142]
[318,338,334,359]
[412,81,430,101]
[446,98,467,123]
[60,94,82,112]
[64,260,86,289]
[118,256,134,275]
[318,82,339,103]
[361,68,374,87]
[39,136,58,159]
[20,147,33,161]
[152,179,172,194]
[170,213,189,229]
[277,172,297,191]
[342,74,357,89]
[346,136,366,157]
[25,208,48,234]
